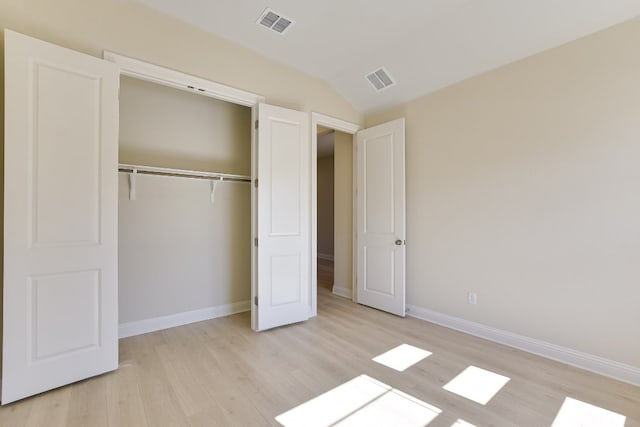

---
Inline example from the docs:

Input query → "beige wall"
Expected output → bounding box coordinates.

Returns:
[317,151,335,258]
[118,77,251,323]
[119,76,251,173]
[333,132,353,296]
[366,21,640,367]
[118,176,250,323]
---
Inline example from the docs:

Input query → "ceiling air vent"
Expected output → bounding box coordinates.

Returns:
[365,67,396,92]
[257,8,294,34]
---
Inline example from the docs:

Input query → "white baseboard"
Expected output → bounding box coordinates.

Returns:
[318,253,335,261]
[119,300,251,339]
[332,285,352,299]
[406,304,640,387]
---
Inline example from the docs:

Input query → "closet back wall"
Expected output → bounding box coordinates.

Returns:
[118,77,251,326]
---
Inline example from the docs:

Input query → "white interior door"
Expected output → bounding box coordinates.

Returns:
[2,30,119,404]
[356,119,406,316]
[255,104,310,331]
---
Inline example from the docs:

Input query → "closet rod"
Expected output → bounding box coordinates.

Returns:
[118,164,251,183]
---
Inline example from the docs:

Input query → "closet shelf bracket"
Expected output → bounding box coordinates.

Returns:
[129,168,137,201]
[210,177,223,204]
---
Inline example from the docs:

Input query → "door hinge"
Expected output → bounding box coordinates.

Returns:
[255,120,259,129]
[254,296,258,305]
[254,237,258,247]
[254,178,258,188]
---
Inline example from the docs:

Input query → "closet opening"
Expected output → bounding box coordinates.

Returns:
[117,74,253,338]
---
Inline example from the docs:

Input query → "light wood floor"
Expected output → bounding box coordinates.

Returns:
[1,260,639,426]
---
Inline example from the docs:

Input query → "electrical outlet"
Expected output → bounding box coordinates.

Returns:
[468,292,477,305]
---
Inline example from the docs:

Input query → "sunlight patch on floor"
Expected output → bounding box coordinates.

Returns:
[551,397,626,427]
[372,343,432,372]
[443,366,510,405]
[276,375,441,427]
[451,419,477,427]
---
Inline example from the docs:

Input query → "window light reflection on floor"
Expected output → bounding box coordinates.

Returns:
[372,343,432,372]
[551,397,626,427]
[276,375,442,427]
[451,420,477,427]
[442,366,510,405]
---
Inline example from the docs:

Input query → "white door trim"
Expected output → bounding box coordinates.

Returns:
[310,113,360,317]
[103,51,264,107]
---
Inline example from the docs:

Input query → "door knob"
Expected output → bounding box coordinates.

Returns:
[395,239,402,245]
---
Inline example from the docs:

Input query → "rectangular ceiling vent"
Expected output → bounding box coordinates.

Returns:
[365,67,396,92]
[257,8,294,35]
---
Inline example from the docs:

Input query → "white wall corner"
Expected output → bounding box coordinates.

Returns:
[119,300,251,338]
[332,285,352,299]
[406,304,640,387]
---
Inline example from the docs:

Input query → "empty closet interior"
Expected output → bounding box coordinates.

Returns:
[117,76,252,332]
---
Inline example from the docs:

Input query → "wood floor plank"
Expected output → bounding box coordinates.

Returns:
[64,377,109,427]
[24,387,71,427]
[104,367,148,427]
[0,393,33,427]
[131,333,189,427]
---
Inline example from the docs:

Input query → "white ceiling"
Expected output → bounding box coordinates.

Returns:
[136,0,640,114]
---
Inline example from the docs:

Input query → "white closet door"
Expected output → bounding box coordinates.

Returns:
[255,104,310,330]
[2,30,119,404]
[356,119,406,316]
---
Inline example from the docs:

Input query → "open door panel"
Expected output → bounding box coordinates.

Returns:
[254,104,310,331]
[2,30,119,404]
[355,119,406,317]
